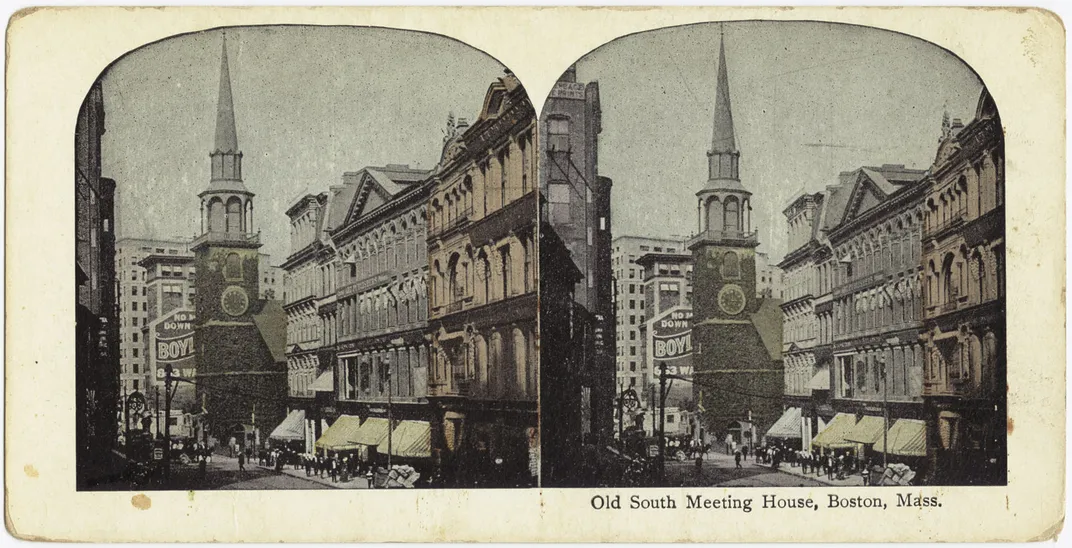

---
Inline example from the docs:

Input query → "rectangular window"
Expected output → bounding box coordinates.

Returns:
[630,362,636,372]
[131,287,137,296]
[133,348,139,358]
[133,380,139,391]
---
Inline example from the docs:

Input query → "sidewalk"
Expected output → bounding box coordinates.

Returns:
[256,463,371,489]
[705,451,866,487]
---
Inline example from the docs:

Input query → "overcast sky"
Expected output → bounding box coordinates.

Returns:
[574,21,984,262]
[102,26,506,262]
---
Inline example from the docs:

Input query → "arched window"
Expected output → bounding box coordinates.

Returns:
[706,197,722,233]
[721,251,740,279]
[723,196,740,233]
[225,252,242,280]
[209,198,225,233]
[942,253,956,303]
[226,197,243,233]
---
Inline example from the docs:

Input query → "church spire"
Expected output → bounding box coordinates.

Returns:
[215,36,239,154]
[208,34,244,185]
[711,26,737,154]
[706,27,741,184]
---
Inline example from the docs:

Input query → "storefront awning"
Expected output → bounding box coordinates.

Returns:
[269,409,306,441]
[765,407,802,439]
[873,419,927,457]
[845,414,886,445]
[311,371,334,392]
[351,417,391,447]
[315,414,363,451]
[389,420,432,459]
[808,367,831,391]
[811,412,858,449]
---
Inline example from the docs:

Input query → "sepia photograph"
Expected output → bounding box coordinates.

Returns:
[539,21,1006,488]
[76,25,539,491]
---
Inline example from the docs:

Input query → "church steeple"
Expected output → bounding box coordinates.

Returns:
[707,27,741,184]
[215,37,239,155]
[198,33,255,242]
[208,35,244,185]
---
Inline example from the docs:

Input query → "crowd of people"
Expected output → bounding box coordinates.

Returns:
[746,442,884,484]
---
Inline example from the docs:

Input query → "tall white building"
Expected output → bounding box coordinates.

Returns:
[610,235,688,393]
[115,237,191,396]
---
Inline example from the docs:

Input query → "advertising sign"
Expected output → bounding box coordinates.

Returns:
[151,309,197,381]
[647,306,694,406]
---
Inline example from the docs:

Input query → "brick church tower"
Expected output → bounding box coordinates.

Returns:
[688,30,784,450]
[191,36,287,448]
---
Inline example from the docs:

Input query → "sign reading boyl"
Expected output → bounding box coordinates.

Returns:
[156,311,195,362]
[651,308,693,363]
[151,309,197,381]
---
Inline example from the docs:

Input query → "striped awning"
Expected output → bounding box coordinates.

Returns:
[811,413,858,449]
[269,409,306,441]
[351,417,391,447]
[765,407,802,439]
[874,419,927,457]
[845,415,886,445]
[389,420,432,459]
[315,415,363,451]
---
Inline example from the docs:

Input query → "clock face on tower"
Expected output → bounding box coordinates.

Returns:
[221,285,250,317]
[717,284,747,316]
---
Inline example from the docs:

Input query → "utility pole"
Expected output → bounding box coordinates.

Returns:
[617,382,624,449]
[154,386,161,439]
[164,364,173,482]
[658,362,667,481]
[386,355,393,471]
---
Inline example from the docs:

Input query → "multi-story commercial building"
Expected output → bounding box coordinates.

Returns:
[259,257,283,300]
[75,79,120,487]
[756,251,784,300]
[190,38,287,449]
[327,165,433,462]
[138,247,198,422]
[115,237,190,396]
[634,250,693,408]
[798,164,929,466]
[611,235,687,398]
[687,33,784,451]
[279,191,330,452]
[426,72,538,487]
[921,90,1005,485]
[773,192,824,448]
[539,65,616,484]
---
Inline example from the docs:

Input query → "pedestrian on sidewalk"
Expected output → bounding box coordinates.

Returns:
[238,452,246,472]
[862,464,871,486]
[741,445,749,461]
[734,450,742,469]
[330,457,339,483]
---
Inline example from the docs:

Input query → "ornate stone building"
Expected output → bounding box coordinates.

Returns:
[426,72,538,487]
[812,164,928,462]
[921,90,1005,485]
[280,191,332,451]
[327,165,434,460]
[775,192,824,448]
